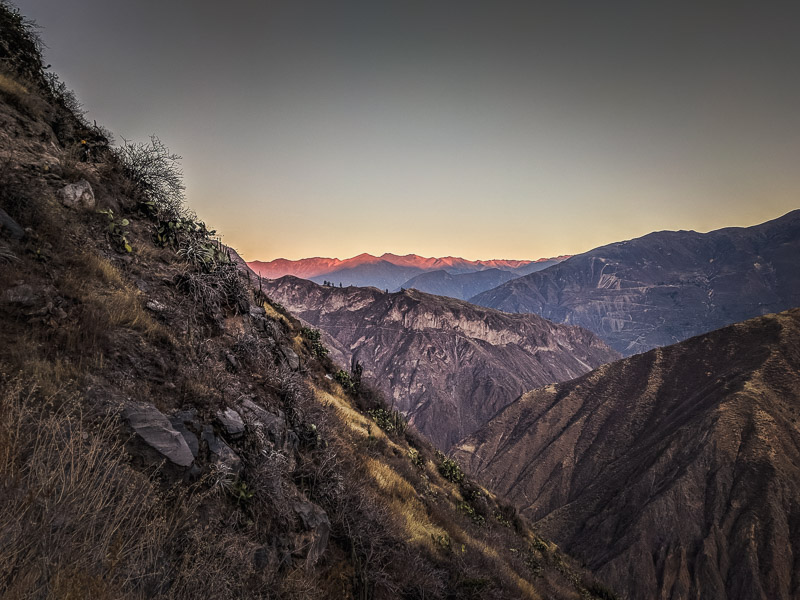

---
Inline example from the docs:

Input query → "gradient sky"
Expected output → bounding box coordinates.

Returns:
[15,1,800,261]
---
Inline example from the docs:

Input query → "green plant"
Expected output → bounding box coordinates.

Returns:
[408,448,424,469]
[457,501,485,526]
[493,510,512,528]
[97,208,131,253]
[431,533,451,551]
[334,369,353,391]
[436,452,465,484]
[228,478,255,507]
[368,407,407,435]
[301,327,328,358]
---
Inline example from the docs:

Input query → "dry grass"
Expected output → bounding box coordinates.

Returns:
[261,300,290,327]
[0,72,29,97]
[59,255,172,348]
[0,381,170,599]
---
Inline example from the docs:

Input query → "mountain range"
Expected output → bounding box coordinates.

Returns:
[453,308,800,600]
[261,276,619,449]
[249,253,566,297]
[471,210,800,355]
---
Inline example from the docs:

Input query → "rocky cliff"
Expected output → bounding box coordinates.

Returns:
[471,211,800,355]
[453,308,800,600]
[262,276,619,449]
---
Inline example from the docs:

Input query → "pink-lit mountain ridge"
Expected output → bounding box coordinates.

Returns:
[248,252,569,298]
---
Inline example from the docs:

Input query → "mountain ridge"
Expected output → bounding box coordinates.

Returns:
[470,209,800,355]
[452,308,800,600]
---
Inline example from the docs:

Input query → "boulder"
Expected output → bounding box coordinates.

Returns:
[56,179,95,210]
[0,208,24,239]
[216,407,245,440]
[293,501,330,566]
[123,403,194,467]
[201,425,242,473]
[169,410,200,457]
[281,347,301,371]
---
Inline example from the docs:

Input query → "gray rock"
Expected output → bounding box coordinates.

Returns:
[0,208,24,240]
[216,407,245,439]
[146,299,167,313]
[293,501,330,566]
[281,347,301,371]
[249,305,266,318]
[224,352,239,372]
[169,411,200,457]
[123,403,194,467]
[240,398,286,446]
[201,425,242,473]
[56,179,95,210]
[2,284,37,307]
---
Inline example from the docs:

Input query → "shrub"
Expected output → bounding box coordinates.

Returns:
[408,448,424,469]
[300,327,328,358]
[436,452,465,484]
[97,208,132,253]
[334,369,353,391]
[368,407,407,435]
[116,135,185,219]
[457,501,486,526]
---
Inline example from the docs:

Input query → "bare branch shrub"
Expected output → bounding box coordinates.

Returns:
[116,135,185,218]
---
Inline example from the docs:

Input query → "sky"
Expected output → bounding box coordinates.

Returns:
[14,0,800,261]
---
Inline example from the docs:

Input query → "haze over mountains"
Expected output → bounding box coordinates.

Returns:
[471,210,800,355]
[453,308,800,600]
[249,253,565,297]
[262,276,618,449]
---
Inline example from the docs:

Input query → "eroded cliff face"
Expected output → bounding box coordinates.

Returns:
[453,308,800,600]
[262,276,619,449]
[471,210,800,355]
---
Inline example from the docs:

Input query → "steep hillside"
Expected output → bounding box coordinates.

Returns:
[471,211,800,355]
[249,252,567,295]
[262,276,618,449]
[0,7,613,599]
[453,309,800,600]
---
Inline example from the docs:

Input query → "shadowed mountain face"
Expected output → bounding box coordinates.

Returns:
[453,308,800,600]
[398,268,518,300]
[262,276,619,449]
[470,210,800,355]
[249,253,567,296]
[399,261,562,300]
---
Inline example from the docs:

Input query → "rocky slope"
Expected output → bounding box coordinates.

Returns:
[453,309,800,600]
[262,276,619,449]
[249,252,567,295]
[0,8,614,599]
[470,211,800,355]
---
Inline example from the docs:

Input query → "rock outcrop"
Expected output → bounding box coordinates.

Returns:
[123,402,194,467]
[471,210,800,355]
[262,276,619,449]
[453,308,800,600]
[56,179,95,210]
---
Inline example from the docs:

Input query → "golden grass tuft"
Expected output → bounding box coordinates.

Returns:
[0,72,29,98]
